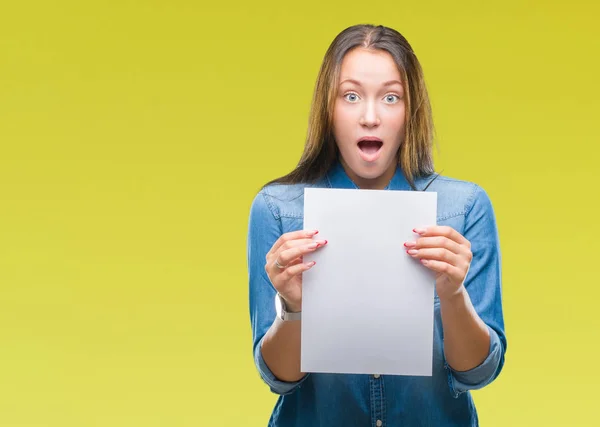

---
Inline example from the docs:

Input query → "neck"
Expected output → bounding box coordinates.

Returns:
[339,157,397,190]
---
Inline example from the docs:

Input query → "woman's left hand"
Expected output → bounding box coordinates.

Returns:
[404,226,472,301]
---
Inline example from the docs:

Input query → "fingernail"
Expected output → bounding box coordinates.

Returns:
[309,261,316,267]
[316,240,327,248]
[420,259,428,265]
[407,249,418,255]
[404,241,416,247]
[306,230,319,236]
[413,228,426,235]
[308,242,318,248]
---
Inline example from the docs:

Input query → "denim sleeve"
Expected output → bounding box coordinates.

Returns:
[444,185,508,398]
[247,191,310,395]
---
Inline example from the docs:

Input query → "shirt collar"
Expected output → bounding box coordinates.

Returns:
[325,157,413,191]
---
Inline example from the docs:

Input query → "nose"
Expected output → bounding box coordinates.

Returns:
[359,100,380,127]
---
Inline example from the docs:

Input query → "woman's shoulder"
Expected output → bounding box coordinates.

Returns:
[422,172,479,195]
[260,182,310,202]
[250,181,319,221]
[421,173,495,220]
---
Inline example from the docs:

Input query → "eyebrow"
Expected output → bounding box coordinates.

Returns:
[339,78,403,87]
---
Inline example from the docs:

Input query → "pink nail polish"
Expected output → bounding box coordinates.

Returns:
[316,240,327,248]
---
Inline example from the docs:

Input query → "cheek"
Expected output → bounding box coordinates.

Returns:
[384,108,406,134]
[332,106,355,139]
[385,104,406,122]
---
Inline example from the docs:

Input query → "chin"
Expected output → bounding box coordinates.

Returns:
[356,166,385,180]
[340,148,398,184]
[350,158,392,180]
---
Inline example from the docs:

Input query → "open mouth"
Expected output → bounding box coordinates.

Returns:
[357,139,383,162]
[358,140,383,155]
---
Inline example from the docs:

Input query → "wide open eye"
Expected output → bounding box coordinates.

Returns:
[344,92,360,103]
[384,94,401,104]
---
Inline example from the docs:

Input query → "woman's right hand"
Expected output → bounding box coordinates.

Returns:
[265,229,328,313]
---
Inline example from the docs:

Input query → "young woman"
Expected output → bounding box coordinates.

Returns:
[247,24,506,426]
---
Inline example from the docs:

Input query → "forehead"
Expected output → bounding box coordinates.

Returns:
[339,48,401,82]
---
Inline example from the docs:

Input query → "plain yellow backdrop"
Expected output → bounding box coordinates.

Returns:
[1,1,598,426]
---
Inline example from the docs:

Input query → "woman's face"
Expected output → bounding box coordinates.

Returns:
[332,47,406,189]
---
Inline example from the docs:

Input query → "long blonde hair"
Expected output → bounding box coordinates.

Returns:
[267,24,435,190]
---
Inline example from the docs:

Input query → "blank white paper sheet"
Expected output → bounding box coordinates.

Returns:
[301,187,437,376]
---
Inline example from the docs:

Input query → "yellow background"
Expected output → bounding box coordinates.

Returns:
[1,1,598,426]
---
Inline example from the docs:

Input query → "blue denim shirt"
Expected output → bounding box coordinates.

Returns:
[247,159,507,427]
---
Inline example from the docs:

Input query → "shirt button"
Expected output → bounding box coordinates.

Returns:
[373,374,380,379]
[376,420,383,427]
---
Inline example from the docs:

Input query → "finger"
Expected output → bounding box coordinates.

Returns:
[268,229,319,256]
[278,238,325,254]
[283,258,303,268]
[280,260,317,282]
[267,236,319,261]
[278,240,328,266]
[267,238,325,266]
[413,226,469,246]
[405,236,463,255]
[268,257,301,278]
[419,259,463,281]
[266,256,302,281]
[406,247,461,267]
